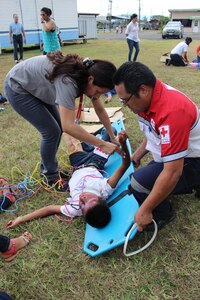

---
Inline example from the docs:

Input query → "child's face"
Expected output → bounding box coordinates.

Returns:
[79,192,99,216]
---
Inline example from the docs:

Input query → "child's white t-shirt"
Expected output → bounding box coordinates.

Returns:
[60,167,114,217]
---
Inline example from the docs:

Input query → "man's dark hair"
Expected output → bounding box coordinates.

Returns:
[113,61,156,97]
[185,37,192,45]
[41,7,52,16]
[84,199,111,228]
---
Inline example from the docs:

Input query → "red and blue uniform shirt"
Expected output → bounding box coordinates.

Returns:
[138,80,200,162]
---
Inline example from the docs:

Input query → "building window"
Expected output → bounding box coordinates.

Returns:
[194,20,198,26]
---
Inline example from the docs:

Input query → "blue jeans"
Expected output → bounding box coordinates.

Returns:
[13,34,23,61]
[127,38,140,61]
[70,127,117,169]
[4,82,62,182]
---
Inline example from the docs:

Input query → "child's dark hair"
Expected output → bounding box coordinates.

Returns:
[41,7,52,16]
[84,199,111,228]
[46,51,116,94]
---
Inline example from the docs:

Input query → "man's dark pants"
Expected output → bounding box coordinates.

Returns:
[13,34,23,61]
[130,158,200,222]
[170,54,186,66]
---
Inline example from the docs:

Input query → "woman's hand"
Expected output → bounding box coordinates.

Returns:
[110,136,120,146]
[100,141,120,155]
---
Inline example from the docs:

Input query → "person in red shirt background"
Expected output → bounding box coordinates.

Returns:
[196,45,200,62]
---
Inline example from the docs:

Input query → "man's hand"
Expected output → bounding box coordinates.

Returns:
[131,153,141,168]
[134,206,153,232]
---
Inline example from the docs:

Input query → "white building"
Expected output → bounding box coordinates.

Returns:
[78,13,99,40]
[0,0,79,48]
[169,9,200,33]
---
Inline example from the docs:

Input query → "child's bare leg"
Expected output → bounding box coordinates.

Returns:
[62,133,83,153]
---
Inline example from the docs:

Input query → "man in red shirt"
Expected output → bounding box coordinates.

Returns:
[113,62,200,231]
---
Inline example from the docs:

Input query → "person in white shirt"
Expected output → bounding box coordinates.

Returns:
[6,129,130,229]
[169,37,192,66]
[125,14,140,61]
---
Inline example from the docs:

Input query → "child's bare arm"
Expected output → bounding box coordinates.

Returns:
[107,130,130,188]
[6,205,61,228]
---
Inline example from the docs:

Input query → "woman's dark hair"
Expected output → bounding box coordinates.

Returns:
[46,51,116,94]
[113,61,156,97]
[84,199,111,228]
[130,14,137,21]
[41,7,52,16]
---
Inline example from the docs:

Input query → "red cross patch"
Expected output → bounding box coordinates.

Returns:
[159,125,170,144]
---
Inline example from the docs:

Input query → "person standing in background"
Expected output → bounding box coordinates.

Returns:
[40,7,61,54]
[9,14,26,64]
[125,14,140,62]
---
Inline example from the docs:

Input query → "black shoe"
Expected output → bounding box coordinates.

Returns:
[42,178,69,193]
[145,209,176,232]
[59,169,71,180]
[194,185,200,198]
[0,94,8,104]
[165,59,171,66]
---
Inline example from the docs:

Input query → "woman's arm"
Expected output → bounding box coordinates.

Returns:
[6,205,61,228]
[41,19,55,32]
[92,98,119,144]
[59,106,118,154]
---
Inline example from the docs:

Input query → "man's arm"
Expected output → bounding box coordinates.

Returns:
[131,137,149,167]
[134,158,184,231]
[92,98,119,145]
[9,25,12,44]
[107,130,130,188]
[6,205,61,228]
[183,51,189,64]
[22,25,26,44]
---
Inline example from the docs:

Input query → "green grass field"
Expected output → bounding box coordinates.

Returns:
[0,39,200,300]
